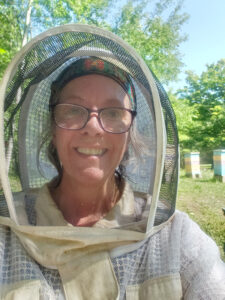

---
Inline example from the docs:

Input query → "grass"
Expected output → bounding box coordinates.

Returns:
[9,175,22,192]
[0,174,22,195]
[177,167,225,261]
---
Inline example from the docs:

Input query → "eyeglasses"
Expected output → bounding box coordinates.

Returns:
[52,104,137,134]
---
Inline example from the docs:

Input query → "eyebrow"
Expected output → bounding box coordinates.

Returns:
[59,95,84,103]
[59,95,128,107]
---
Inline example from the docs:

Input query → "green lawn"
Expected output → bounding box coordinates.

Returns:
[177,168,225,261]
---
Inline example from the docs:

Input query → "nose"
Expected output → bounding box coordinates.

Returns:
[82,112,104,136]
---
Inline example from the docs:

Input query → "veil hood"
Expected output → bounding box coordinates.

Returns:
[0,24,179,263]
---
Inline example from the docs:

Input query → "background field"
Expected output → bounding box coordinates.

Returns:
[177,166,225,261]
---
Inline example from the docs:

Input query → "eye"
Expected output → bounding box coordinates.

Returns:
[64,105,86,118]
[69,106,82,116]
[103,108,123,120]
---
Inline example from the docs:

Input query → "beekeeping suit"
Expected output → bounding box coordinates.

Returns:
[0,24,224,300]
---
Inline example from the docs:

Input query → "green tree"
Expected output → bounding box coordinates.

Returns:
[169,92,196,151]
[178,59,225,151]
[113,0,188,83]
[0,0,111,79]
[0,1,23,78]
[31,0,111,30]
[0,0,188,82]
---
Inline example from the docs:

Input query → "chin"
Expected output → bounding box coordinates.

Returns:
[74,168,109,185]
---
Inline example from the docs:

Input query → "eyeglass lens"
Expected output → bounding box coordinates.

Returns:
[53,104,133,133]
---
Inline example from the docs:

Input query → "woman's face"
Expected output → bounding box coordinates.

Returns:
[53,74,130,186]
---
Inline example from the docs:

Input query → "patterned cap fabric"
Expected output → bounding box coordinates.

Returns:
[50,57,137,110]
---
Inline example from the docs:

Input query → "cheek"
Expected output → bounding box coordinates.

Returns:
[52,128,69,154]
[113,133,129,159]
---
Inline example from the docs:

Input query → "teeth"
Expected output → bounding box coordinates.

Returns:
[77,148,105,155]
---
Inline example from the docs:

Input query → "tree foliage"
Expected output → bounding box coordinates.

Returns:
[177,59,225,151]
[0,0,188,83]
[169,92,196,150]
[31,0,111,29]
[0,0,111,79]
[113,0,188,83]
[0,1,23,77]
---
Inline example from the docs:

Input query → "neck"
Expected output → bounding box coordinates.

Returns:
[50,175,120,226]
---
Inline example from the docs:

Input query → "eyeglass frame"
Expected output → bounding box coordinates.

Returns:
[50,103,137,134]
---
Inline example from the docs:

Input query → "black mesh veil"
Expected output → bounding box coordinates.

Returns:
[1,24,179,228]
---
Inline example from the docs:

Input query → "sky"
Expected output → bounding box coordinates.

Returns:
[171,0,225,90]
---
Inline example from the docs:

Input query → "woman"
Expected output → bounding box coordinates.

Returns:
[0,24,224,299]
[38,57,141,228]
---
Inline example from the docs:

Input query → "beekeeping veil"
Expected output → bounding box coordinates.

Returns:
[0,24,179,298]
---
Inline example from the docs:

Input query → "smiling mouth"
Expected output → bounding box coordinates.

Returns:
[76,148,106,156]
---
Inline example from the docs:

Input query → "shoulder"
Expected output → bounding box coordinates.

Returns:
[172,210,221,259]
[169,210,223,268]
[171,211,225,298]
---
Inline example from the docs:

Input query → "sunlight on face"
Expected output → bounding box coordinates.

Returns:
[53,74,131,186]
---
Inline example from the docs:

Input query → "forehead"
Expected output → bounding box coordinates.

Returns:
[58,74,131,108]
